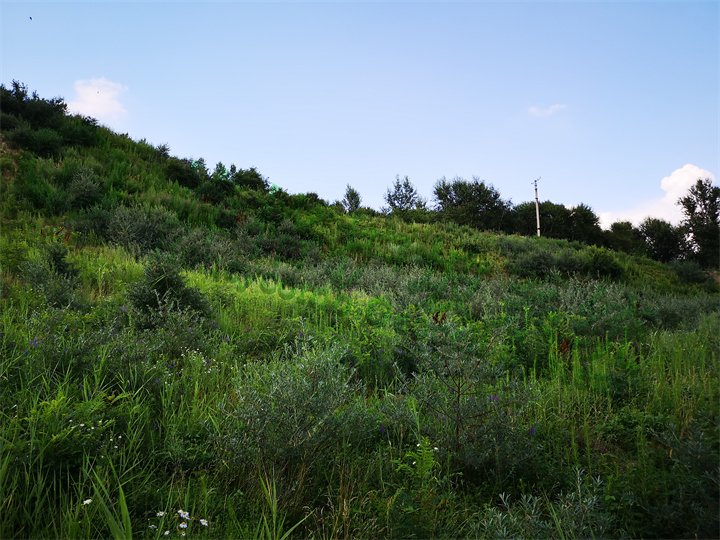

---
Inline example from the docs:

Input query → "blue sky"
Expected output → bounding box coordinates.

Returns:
[3,1,718,227]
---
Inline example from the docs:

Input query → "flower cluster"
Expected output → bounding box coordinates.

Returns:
[146,508,209,537]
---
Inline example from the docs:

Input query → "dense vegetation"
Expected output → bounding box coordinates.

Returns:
[1,81,718,539]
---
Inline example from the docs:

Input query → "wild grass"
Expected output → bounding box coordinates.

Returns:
[2,118,718,538]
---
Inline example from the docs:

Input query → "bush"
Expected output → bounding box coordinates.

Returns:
[60,116,98,148]
[219,343,361,471]
[107,205,180,254]
[68,167,103,210]
[582,246,625,280]
[30,128,65,158]
[127,251,211,321]
[405,318,536,481]
[513,249,556,279]
[19,243,83,309]
[669,259,709,285]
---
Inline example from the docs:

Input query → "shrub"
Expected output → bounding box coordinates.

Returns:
[68,206,112,245]
[30,128,65,158]
[219,343,361,471]
[107,205,180,254]
[19,242,83,309]
[513,249,556,279]
[668,259,709,285]
[405,318,536,481]
[68,167,103,210]
[582,246,624,279]
[127,251,211,321]
[60,116,98,148]
[466,469,615,539]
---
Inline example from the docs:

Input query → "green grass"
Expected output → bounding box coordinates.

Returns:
[1,98,718,539]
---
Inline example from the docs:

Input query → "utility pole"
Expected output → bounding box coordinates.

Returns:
[533,177,541,237]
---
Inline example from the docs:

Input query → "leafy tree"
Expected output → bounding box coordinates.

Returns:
[510,201,571,239]
[165,157,201,189]
[433,176,511,231]
[232,166,268,192]
[639,217,685,263]
[384,175,426,213]
[678,178,720,268]
[604,221,647,256]
[213,161,230,181]
[342,185,362,212]
[567,203,603,245]
[0,80,67,130]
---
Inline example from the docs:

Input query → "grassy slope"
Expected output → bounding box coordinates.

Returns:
[1,114,719,539]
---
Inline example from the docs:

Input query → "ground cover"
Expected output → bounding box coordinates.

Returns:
[1,88,718,538]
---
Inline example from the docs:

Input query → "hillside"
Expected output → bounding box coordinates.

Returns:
[1,83,718,539]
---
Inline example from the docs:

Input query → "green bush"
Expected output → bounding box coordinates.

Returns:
[513,249,557,279]
[405,319,536,481]
[19,242,83,309]
[669,259,710,285]
[582,246,625,279]
[107,205,180,253]
[68,167,103,210]
[220,343,361,471]
[127,251,211,321]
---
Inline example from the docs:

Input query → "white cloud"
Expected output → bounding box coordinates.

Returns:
[599,164,716,229]
[528,104,566,117]
[67,78,128,124]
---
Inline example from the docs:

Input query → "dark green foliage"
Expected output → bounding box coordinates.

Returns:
[0,80,67,130]
[605,220,648,256]
[127,251,211,320]
[220,344,361,469]
[678,177,720,268]
[567,203,603,245]
[13,126,65,158]
[107,205,180,253]
[43,242,78,278]
[68,206,113,244]
[513,248,558,279]
[19,242,83,309]
[582,246,625,279]
[1,81,97,158]
[1,111,20,131]
[642,422,720,539]
[196,176,235,203]
[164,157,201,189]
[384,175,426,212]
[68,167,103,210]
[639,217,686,263]
[342,184,362,212]
[406,319,536,480]
[232,166,268,191]
[669,259,711,285]
[511,201,571,239]
[59,115,99,148]
[433,176,511,231]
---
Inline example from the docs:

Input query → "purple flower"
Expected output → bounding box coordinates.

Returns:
[529,427,535,436]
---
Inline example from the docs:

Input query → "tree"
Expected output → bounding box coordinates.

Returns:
[678,178,720,268]
[232,166,268,192]
[639,217,685,263]
[384,175,426,213]
[342,185,361,213]
[604,221,647,256]
[567,203,603,245]
[509,201,571,239]
[432,176,511,231]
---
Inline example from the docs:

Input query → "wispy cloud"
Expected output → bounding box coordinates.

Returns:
[598,164,716,229]
[528,104,567,117]
[67,78,128,124]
